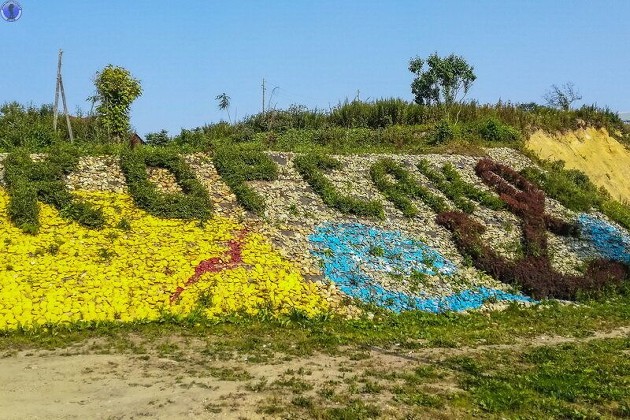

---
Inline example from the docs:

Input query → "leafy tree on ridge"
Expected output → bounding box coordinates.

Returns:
[409,53,476,108]
[91,65,142,143]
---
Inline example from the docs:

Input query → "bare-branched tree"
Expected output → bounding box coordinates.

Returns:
[544,82,582,111]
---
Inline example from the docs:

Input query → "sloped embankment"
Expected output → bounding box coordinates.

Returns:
[526,128,630,203]
[0,147,629,331]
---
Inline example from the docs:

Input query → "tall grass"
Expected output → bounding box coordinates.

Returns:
[237,99,627,137]
[0,101,111,151]
[2,98,628,153]
[0,102,60,149]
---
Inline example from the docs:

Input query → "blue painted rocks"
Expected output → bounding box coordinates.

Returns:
[309,222,532,313]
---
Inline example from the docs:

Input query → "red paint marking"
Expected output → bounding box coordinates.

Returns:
[169,228,248,303]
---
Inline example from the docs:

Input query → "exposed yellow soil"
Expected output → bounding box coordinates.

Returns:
[526,128,630,203]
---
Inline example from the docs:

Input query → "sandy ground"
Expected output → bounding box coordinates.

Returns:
[526,128,630,203]
[0,339,392,420]
[0,326,628,419]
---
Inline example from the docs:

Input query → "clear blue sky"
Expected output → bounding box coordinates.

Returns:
[2,1,629,136]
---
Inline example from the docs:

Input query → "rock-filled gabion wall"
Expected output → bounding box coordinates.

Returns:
[0,148,628,330]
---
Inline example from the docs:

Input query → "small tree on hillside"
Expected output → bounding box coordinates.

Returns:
[544,82,582,111]
[216,93,231,123]
[92,65,142,142]
[145,129,170,146]
[409,53,476,108]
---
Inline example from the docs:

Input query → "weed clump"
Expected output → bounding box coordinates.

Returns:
[477,118,521,142]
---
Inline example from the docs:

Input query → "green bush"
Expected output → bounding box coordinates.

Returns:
[230,126,256,143]
[243,105,328,132]
[429,120,455,145]
[120,148,212,220]
[93,65,142,142]
[0,102,60,149]
[478,118,521,142]
[172,128,207,148]
[212,145,278,215]
[601,200,630,230]
[201,121,236,140]
[3,146,105,233]
[294,153,384,218]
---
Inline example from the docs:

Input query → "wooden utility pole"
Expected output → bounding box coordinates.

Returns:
[53,51,61,131]
[53,49,74,142]
[262,78,266,114]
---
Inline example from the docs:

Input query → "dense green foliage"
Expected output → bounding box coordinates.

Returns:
[427,120,455,145]
[3,146,105,233]
[408,53,476,107]
[520,162,603,212]
[0,103,60,149]
[369,158,446,217]
[0,103,105,149]
[144,129,170,146]
[294,154,384,218]
[601,199,630,231]
[212,145,278,215]
[477,117,521,142]
[92,65,142,142]
[235,100,626,152]
[120,148,212,221]
[0,101,122,151]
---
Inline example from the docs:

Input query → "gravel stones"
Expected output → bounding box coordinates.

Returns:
[184,153,245,219]
[147,167,182,194]
[66,155,127,193]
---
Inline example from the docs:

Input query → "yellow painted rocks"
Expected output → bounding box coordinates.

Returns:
[0,190,328,330]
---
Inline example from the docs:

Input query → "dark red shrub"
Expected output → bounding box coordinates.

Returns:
[436,159,629,300]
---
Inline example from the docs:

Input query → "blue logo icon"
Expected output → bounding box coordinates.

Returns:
[1,1,22,22]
